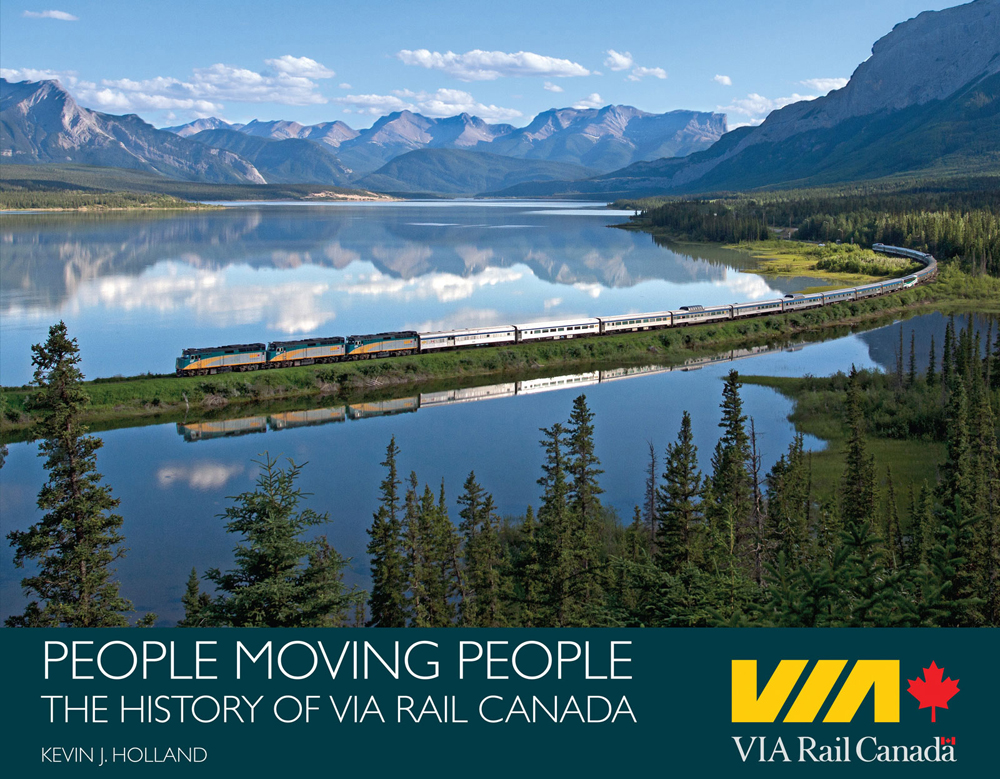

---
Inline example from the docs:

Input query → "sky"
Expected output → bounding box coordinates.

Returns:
[0,0,960,130]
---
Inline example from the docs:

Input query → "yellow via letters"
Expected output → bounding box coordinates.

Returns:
[731,660,900,723]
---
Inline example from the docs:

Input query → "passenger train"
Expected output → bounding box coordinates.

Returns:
[175,244,936,376]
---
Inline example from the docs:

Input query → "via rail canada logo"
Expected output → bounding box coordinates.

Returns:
[730,660,960,764]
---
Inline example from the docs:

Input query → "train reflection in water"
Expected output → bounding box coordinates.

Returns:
[175,343,795,443]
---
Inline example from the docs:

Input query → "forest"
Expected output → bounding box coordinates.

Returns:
[627,185,1000,278]
[5,317,997,629]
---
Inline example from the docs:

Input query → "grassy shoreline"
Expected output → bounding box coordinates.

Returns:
[740,374,947,522]
[4,266,997,439]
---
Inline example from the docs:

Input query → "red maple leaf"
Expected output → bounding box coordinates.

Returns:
[907,661,960,722]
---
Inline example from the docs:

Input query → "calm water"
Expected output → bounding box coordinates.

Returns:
[1,200,827,386]
[0,200,987,625]
[3,312,977,625]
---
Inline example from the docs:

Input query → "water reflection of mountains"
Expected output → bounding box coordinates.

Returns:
[1,208,760,312]
[177,344,797,443]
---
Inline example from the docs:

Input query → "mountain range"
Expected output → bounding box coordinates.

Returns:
[164,105,728,177]
[498,0,1000,197]
[2,77,726,193]
[0,78,266,184]
[3,0,997,198]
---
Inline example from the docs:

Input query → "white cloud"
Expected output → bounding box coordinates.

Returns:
[604,50,667,82]
[0,66,78,84]
[396,49,590,81]
[626,66,667,82]
[338,82,352,89]
[719,92,817,127]
[573,282,603,298]
[263,55,335,79]
[543,81,564,93]
[714,74,732,86]
[573,92,604,110]
[157,463,245,491]
[338,267,524,304]
[71,264,337,334]
[335,93,411,115]
[4,56,338,118]
[337,88,521,122]
[604,50,634,72]
[22,10,77,20]
[799,77,849,93]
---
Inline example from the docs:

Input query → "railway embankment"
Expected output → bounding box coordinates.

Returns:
[3,264,997,439]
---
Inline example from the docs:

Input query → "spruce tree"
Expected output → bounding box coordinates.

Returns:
[939,381,972,512]
[535,422,574,625]
[927,335,937,388]
[841,367,878,529]
[367,437,408,627]
[177,567,211,627]
[6,322,139,628]
[766,434,811,566]
[205,455,357,627]
[655,411,702,574]
[882,466,904,569]
[643,442,658,552]
[566,394,604,532]
[908,332,918,388]
[706,370,752,574]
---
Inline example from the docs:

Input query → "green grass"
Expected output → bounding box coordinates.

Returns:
[743,374,946,525]
[729,240,923,286]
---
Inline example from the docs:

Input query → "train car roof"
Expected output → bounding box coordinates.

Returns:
[674,304,731,313]
[346,331,419,340]
[181,343,265,356]
[733,298,783,307]
[596,310,674,320]
[513,317,601,330]
[268,336,345,348]
[420,325,516,338]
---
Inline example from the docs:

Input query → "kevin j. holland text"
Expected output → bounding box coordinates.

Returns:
[732,736,957,763]
[41,747,208,765]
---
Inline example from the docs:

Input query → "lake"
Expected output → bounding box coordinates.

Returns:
[1,200,828,386]
[0,201,982,625]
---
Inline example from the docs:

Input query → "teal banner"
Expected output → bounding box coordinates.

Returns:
[1,628,995,776]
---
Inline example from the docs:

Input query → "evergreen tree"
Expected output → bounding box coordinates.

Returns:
[367,437,408,627]
[883,466,904,569]
[566,394,604,536]
[205,455,357,627]
[6,322,140,628]
[655,411,702,574]
[908,331,918,388]
[924,502,981,627]
[939,381,972,512]
[177,567,211,627]
[841,367,878,528]
[766,434,811,566]
[706,370,753,573]
[927,335,937,388]
[643,442,658,552]
[535,422,575,625]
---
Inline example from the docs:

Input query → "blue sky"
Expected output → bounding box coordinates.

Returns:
[1,0,958,129]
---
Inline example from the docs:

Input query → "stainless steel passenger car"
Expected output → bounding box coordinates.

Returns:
[782,292,825,312]
[732,299,783,318]
[597,311,673,333]
[514,318,601,342]
[670,304,733,325]
[419,325,517,351]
